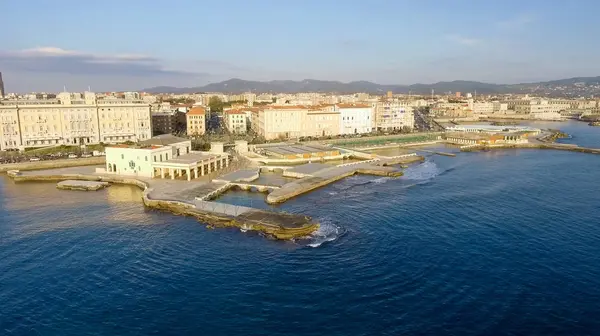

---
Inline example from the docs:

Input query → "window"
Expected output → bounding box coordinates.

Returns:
[145,156,148,161]
[121,154,124,159]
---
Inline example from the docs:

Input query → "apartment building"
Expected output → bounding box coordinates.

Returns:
[151,110,186,136]
[374,101,414,131]
[469,101,495,115]
[253,106,305,140]
[337,103,373,134]
[0,92,152,150]
[304,107,340,138]
[186,107,206,136]
[224,109,247,134]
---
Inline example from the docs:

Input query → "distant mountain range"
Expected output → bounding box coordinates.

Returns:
[142,77,600,95]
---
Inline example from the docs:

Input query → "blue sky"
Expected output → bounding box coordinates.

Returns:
[1,0,599,92]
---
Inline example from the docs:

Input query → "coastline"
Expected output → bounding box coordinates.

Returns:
[6,169,319,240]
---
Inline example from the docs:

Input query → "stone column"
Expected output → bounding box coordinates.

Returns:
[225,156,229,167]
[169,168,174,180]
[194,167,199,179]
[186,168,191,181]
[201,163,205,176]
[208,161,212,173]
[160,168,165,179]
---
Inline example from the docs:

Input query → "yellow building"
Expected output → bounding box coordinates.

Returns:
[0,92,152,150]
[186,107,206,136]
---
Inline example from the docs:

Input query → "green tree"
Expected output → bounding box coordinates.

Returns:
[208,96,225,112]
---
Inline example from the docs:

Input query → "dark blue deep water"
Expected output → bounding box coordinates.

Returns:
[1,121,600,335]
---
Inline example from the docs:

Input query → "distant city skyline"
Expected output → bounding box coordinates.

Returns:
[2,0,600,92]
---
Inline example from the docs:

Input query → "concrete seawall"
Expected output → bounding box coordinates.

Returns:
[0,157,105,173]
[7,170,319,240]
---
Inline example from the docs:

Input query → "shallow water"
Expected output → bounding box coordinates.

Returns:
[1,120,600,335]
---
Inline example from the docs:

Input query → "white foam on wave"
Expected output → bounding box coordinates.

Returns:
[402,160,442,181]
[305,219,345,248]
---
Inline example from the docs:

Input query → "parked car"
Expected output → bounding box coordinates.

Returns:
[29,157,40,161]
[81,153,92,158]
[68,154,78,159]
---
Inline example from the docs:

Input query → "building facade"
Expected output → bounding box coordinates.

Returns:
[105,134,229,180]
[304,108,340,138]
[0,92,152,150]
[374,101,414,131]
[152,110,186,136]
[186,107,206,136]
[224,109,247,134]
[338,103,373,134]
[253,106,306,140]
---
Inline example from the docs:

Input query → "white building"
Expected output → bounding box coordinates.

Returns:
[105,134,229,180]
[224,109,247,134]
[337,103,373,134]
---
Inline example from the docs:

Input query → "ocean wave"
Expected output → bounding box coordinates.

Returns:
[304,219,346,248]
[402,160,443,181]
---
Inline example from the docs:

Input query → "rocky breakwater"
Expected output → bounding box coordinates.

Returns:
[57,180,109,191]
[7,169,318,240]
[540,129,570,142]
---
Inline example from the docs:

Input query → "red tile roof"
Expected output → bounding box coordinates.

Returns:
[188,107,206,115]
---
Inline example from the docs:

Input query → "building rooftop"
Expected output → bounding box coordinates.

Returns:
[337,103,371,108]
[161,151,223,165]
[140,134,189,146]
[188,107,206,115]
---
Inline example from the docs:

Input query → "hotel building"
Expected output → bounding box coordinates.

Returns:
[0,92,152,151]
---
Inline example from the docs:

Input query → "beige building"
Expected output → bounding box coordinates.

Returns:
[304,107,340,138]
[253,105,306,140]
[224,109,247,134]
[186,107,206,136]
[374,101,415,131]
[0,92,152,150]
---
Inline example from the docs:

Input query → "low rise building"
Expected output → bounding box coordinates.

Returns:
[105,134,229,180]
[186,107,206,136]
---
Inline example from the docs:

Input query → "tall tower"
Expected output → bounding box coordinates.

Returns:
[0,72,5,98]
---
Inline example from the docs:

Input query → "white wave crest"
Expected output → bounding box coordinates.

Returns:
[402,160,441,181]
[306,220,345,248]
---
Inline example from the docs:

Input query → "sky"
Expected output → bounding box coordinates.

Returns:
[2,0,600,92]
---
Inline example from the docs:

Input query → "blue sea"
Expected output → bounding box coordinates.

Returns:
[1,121,600,335]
